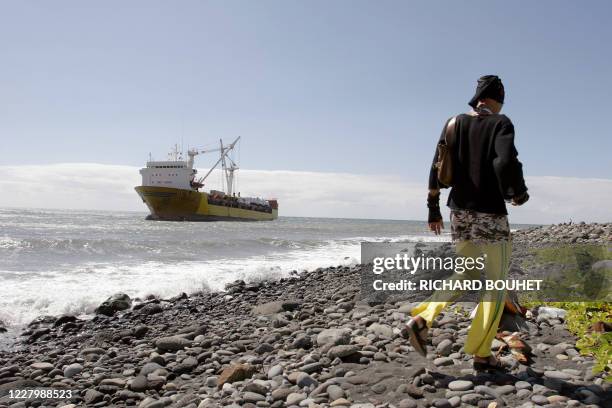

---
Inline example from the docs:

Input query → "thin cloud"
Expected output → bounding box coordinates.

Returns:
[0,163,609,224]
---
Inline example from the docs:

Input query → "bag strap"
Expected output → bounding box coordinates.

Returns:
[444,116,457,147]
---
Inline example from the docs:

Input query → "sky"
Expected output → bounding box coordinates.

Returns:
[0,1,611,222]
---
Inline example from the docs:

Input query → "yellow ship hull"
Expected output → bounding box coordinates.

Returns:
[135,186,278,221]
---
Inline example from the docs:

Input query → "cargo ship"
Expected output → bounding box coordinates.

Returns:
[135,137,278,221]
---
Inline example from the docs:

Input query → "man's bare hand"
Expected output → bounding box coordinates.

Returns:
[429,220,444,235]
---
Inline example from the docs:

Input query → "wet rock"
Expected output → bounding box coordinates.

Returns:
[28,327,50,342]
[53,315,77,327]
[95,293,132,316]
[224,279,245,293]
[139,303,164,315]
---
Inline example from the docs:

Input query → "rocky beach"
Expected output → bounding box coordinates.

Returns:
[0,222,610,408]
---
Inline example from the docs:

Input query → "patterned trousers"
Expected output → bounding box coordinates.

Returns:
[411,209,511,357]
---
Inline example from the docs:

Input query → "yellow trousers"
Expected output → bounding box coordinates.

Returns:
[410,240,511,357]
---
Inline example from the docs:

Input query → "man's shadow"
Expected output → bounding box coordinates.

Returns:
[428,368,590,403]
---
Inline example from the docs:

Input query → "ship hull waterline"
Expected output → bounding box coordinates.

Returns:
[135,186,278,221]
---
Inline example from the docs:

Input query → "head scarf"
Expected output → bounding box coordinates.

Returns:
[468,75,505,108]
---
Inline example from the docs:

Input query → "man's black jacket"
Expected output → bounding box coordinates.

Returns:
[428,113,528,215]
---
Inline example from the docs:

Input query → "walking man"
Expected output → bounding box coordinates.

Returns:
[404,75,529,370]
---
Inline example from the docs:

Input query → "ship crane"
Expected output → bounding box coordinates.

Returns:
[188,137,240,195]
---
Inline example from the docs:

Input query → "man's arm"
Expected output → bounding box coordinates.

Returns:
[493,120,528,203]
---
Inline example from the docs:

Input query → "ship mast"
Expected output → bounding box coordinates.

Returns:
[220,138,239,196]
[191,137,240,194]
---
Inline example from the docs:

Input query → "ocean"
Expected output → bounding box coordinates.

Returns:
[0,207,449,329]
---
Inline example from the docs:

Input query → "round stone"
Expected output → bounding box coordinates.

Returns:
[326,385,344,401]
[461,393,484,405]
[243,392,265,402]
[433,357,454,366]
[448,396,461,407]
[515,381,532,390]
[286,392,307,406]
[544,370,573,380]
[267,364,283,379]
[63,363,83,378]
[448,380,474,391]
[398,398,418,408]
[517,389,532,398]
[433,398,452,408]
[531,395,549,405]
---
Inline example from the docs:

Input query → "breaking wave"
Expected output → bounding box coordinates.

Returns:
[0,208,448,328]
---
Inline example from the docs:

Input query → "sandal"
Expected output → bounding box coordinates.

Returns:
[401,316,429,357]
